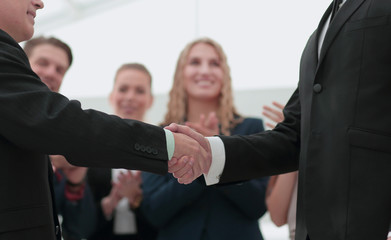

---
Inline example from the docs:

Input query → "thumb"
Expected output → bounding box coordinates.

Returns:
[165,123,179,132]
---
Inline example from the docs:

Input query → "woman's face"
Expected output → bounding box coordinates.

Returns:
[110,68,153,121]
[183,43,224,102]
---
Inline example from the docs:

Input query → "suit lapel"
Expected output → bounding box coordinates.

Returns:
[300,3,332,86]
[318,0,366,66]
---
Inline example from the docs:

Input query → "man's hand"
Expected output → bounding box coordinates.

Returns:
[50,155,87,185]
[166,123,212,184]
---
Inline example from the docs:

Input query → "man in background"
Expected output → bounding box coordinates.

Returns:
[24,36,96,240]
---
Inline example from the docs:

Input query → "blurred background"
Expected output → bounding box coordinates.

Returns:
[29,1,332,238]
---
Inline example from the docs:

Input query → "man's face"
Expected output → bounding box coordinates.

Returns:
[0,0,44,42]
[29,43,70,92]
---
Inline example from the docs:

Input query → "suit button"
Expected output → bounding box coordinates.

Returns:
[140,145,146,152]
[134,143,141,151]
[152,149,158,155]
[313,83,322,93]
[146,147,152,153]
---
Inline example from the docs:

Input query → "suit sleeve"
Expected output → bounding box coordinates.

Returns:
[0,32,168,174]
[214,118,268,219]
[219,88,301,183]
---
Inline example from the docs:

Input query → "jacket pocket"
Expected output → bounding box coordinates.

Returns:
[345,15,389,32]
[348,127,391,154]
[0,205,50,233]
[346,128,391,239]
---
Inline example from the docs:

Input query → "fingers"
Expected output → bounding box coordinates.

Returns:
[272,101,285,110]
[186,112,219,136]
[266,122,277,129]
[117,172,128,183]
[184,122,202,133]
[168,157,178,168]
[168,157,184,173]
[199,140,212,174]
[168,124,212,185]
[205,112,218,129]
[262,109,280,123]
[168,156,192,176]
[134,171,142,182]
[50,155,72,170]
[172,157,194,179]
[164,123,179,132]
[199,114,206,127]
[262,103,285,124]
[263,106,283,120]
[174,125,209,151]
[177,169,195,185]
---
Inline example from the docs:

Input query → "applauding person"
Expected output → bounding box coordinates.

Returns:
[88,63,157,240]
[167,1,391,239]
[141,38,269,240]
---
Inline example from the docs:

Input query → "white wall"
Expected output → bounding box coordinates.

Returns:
[32,0,330,100]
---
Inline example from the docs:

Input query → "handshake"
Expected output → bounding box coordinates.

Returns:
[165,123,213,185]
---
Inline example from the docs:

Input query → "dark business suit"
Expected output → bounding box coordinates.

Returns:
[0,30,168,240]
[218,1,391,239]
[142,118,268,240]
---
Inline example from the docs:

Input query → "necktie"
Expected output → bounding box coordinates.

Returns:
[330,0,343,21]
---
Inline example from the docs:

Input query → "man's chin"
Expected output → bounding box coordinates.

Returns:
[18,28,34,43]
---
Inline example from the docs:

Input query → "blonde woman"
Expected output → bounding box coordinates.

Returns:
[141,38,269,240]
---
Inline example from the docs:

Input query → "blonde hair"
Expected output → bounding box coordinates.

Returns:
[161,37,242,135]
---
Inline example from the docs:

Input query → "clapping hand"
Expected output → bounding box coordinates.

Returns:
[116,170,143,208]
[50,155,87,185]
[101,182,122,219]
[262,101,285,129]
[185,112,219,136]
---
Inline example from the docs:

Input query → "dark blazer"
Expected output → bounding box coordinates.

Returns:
[86,168,157,240]
[0,30,168,240]
[218,1,391,240]
[142,118,268,240]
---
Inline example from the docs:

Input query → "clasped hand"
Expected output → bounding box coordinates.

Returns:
[166,123,212,184]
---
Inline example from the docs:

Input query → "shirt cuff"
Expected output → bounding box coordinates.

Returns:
[203,136,225,185]
[388,231,391,238]
[164,129,175,160]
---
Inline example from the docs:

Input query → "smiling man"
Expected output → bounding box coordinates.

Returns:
[0,1,207,240]
[24,36,72,92]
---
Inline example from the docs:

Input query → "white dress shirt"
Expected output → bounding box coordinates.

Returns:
[112,169,137,234]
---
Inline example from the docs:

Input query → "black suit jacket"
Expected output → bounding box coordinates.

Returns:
[219,1,391,239]
[0,30,168,240]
